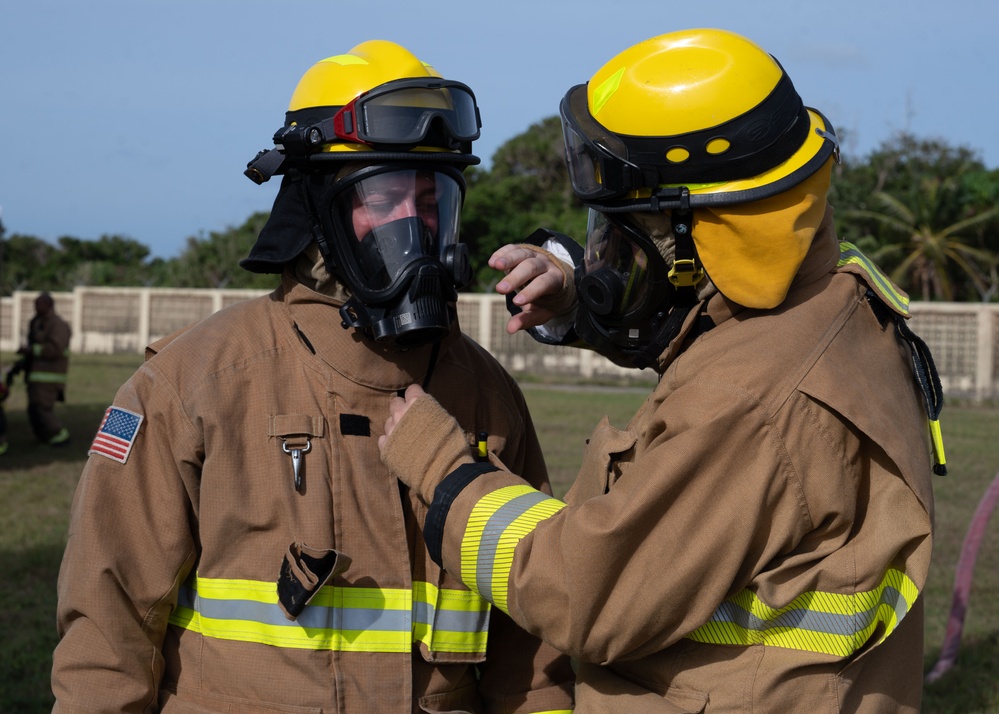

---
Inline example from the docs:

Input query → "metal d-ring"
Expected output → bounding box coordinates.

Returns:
[282,439,312,492]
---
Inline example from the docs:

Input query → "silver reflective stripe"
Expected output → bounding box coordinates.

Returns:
[171,576,490,654]
[473,490,552,602]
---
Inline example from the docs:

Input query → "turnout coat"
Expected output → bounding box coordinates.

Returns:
[52,275,575,714]
[382,218,937,713]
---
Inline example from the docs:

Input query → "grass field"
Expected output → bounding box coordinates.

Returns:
[2,352,998,712]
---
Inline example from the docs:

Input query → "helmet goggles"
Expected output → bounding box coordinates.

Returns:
[278,78,481,155]
[559,70,811,203]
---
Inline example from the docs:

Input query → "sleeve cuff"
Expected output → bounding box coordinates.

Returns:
[424,462,500,567]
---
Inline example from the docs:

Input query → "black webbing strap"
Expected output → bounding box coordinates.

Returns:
[890,298,947,476]
[424,462,500,567]
[864,289,947,475]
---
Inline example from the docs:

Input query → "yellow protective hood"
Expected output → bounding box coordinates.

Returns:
[692,159,833,309]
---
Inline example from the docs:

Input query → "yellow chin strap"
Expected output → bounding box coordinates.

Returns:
[691,159,833,309]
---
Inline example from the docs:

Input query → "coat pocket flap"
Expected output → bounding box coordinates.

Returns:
[268,414,324,439]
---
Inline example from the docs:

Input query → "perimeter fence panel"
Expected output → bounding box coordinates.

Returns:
[1,289,996,399]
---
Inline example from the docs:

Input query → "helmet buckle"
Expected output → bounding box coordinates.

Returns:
[668,258,705,288]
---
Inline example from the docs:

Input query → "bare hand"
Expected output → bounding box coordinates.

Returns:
[379,384,426,451]
[489,245,567,333]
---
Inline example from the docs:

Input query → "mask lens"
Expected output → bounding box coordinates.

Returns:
[331,168,463,294]
[582,210,652,319]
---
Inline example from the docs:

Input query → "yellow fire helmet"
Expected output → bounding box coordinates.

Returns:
[561,28,841,308]
[245,40,482,184]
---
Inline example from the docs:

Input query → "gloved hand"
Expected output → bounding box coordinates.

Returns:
[379,384,476,504]
[490,243,576,333]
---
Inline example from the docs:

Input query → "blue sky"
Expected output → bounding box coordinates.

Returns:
[2,0,997,259]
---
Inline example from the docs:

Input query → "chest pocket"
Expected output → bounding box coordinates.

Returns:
[565,416,637,504]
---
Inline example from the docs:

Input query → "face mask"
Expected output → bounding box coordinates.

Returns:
[318,164,472,349]
[574,209,678,356]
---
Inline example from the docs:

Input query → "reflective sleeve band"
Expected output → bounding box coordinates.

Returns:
[168,575,489,654]
[27,371,67,384]
[686,567,919,657]
[836,242,910,316]
[460,485,566,613]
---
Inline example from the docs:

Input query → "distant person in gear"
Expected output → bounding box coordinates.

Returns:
[20,291,71,446]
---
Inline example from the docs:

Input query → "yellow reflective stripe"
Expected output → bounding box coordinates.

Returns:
[169,575,489,654]
[27,371,67,383]
[461,485,566,612]
[686,568,918,657]
[591,66,625,116]
[929,419,947,468]
[412,580,490,654]
[28,345,68,357]
[836,241,909,315]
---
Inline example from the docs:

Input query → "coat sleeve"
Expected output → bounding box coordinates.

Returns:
[473,375,576,713]
[384,380,816,666]
[52,365,201,713]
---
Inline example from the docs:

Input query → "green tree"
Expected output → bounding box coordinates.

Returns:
[846,183,997,301]
[162,212,277,289]
[461,116,587,290]
[2,234,57,294]
[57,234,155,287]
[833,133,999,301]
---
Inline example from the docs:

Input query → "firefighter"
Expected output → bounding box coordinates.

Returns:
[379,29,943,712]
[52,40,574,713]
[21,291,71,445]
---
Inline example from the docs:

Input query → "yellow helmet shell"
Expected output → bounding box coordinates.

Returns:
[582,28,837,203]
[589,29,782,137]
[287,40,447,156]
[289,40,441,112]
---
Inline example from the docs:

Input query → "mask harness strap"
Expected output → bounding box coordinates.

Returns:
[665,188,704,294]
[301,173,338,275]
[630,189,709,370]
[423,341,441,390]
[394,341,442,401]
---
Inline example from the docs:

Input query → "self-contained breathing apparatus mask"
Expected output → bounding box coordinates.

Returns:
[242,65,482,351]
[573,207,707,362]
[318,163,472,349]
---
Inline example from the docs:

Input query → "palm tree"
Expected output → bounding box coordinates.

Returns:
[844,177,998,301]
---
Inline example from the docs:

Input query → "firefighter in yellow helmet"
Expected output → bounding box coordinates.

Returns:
[379,29,944,712]
[52,40,575,713]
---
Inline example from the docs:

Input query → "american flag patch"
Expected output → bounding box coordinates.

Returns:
[89,406,144,464]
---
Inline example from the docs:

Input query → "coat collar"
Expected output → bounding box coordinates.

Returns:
[279,274,459,391]
[654,204,841,372]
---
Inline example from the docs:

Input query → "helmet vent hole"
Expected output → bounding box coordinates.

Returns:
[706,137,731,155]
[665,147,690,163]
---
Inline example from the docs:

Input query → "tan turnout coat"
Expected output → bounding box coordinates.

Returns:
[52,275,575,714]
[383,217,936,713]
